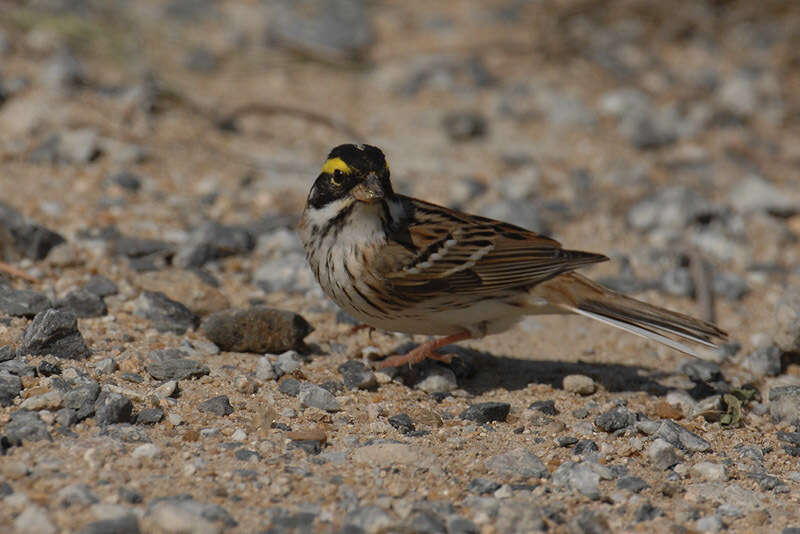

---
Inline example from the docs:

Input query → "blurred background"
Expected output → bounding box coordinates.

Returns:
[0,0,799,318]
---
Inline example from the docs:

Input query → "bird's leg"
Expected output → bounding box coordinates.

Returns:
[374,331,473,369]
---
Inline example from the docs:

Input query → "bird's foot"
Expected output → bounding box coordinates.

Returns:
[373,331,472,369]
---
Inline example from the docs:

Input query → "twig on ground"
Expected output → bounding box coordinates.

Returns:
[0,260,38,283]
[689,249,714,323]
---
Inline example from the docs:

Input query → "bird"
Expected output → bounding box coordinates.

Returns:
[298,143,727,369]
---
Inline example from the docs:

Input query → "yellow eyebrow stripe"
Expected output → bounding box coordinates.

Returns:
[321,157,352,175]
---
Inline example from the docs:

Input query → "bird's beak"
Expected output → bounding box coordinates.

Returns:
[351,173,384,203]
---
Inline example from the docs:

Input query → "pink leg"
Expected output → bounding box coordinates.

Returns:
[374,331,473,369]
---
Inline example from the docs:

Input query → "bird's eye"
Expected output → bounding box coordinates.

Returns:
[330,170,343,186]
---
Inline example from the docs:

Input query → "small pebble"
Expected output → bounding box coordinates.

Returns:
[460,402,510,424]
[563,375,596,395]
[198,395,233,416]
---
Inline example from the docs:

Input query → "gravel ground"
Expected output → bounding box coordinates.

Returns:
[2,1,800,532]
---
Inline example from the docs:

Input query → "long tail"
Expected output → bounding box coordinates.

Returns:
[534,273,728,358]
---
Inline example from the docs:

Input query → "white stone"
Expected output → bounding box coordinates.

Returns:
[132,444,162,459]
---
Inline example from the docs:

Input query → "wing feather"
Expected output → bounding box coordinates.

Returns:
[378,197,607,298]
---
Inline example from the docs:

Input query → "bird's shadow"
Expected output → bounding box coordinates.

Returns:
[392,344,672,396]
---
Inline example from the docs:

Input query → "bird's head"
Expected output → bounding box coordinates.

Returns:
[307,144,394,209]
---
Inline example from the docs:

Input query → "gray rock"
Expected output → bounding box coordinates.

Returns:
[661,268,694,297]
[769,386,800,423]
[298,382,340,412]
[268,0,373,62]
[95,391,133,425]
[171,337,214,356]
[0,358,34,376]
[77,514,140,534]
[14,505,56,534]
[38,360,62,377]
[133,443,163,459]
[717,73,758,118]
[20,309,91,360]
[0,202,65,260]
[64,380,101,420]
[567,509,609,534]
[494,166,540,201]
[713,271,749,300]
[442,111,488,142]
[0,284,52,318]
[273,350,302,376]
[680,360,723,383]
[344,505,398,534]
[133,291,197,334]
[691,461,728,481]
[112,236,173,260]
[106,171,142,192]
[634,502,662,523]
[468,478,500,495]
[552,461,601,499]
[495,502,547,532]
[135,408,164,425]
[485,448,548,479]
[529,399,559,416]
[774,289,800,353]
[145,349,209,381]
[55,407,77,427]
[406,511,446,534]
[696,515,725,533]
[599,88,650,118]
[646,438,680,470]
[0,371,22,406]
[460,402,510,424]
[234,448,261,462]
[255,357,276,380]
[627,186,715,232]
[338,360,377,390]
[748,471,788,492]
[574,439,599,455]
[742,345,783,377]
[0,345,15,362]
[29,129,101,164]
[184,46,218,72]
[84,275,118,298]
[447,516,479,534]
[57,483,99,507]
[387,413,414,434]
[639,419,711,452]
[148,495,236,530]
[618,104,679,150]
[557,436,579,447]
[199,395,233,416]
[201,307,312,353]
[174,221,254,268]
[41,51,85,91]
[164,0,215,20]
[95,358,118,375]
[594,406,636,432]
[254,252,316,294]
[99,424,151,443]
[263,511,317,532]
[617,476,649,493]
[55,288,107,318]
[278,377,301,396]
[729,176,797,217]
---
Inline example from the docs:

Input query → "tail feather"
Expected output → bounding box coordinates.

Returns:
[576,298,724,348]
[535,273,728,359]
